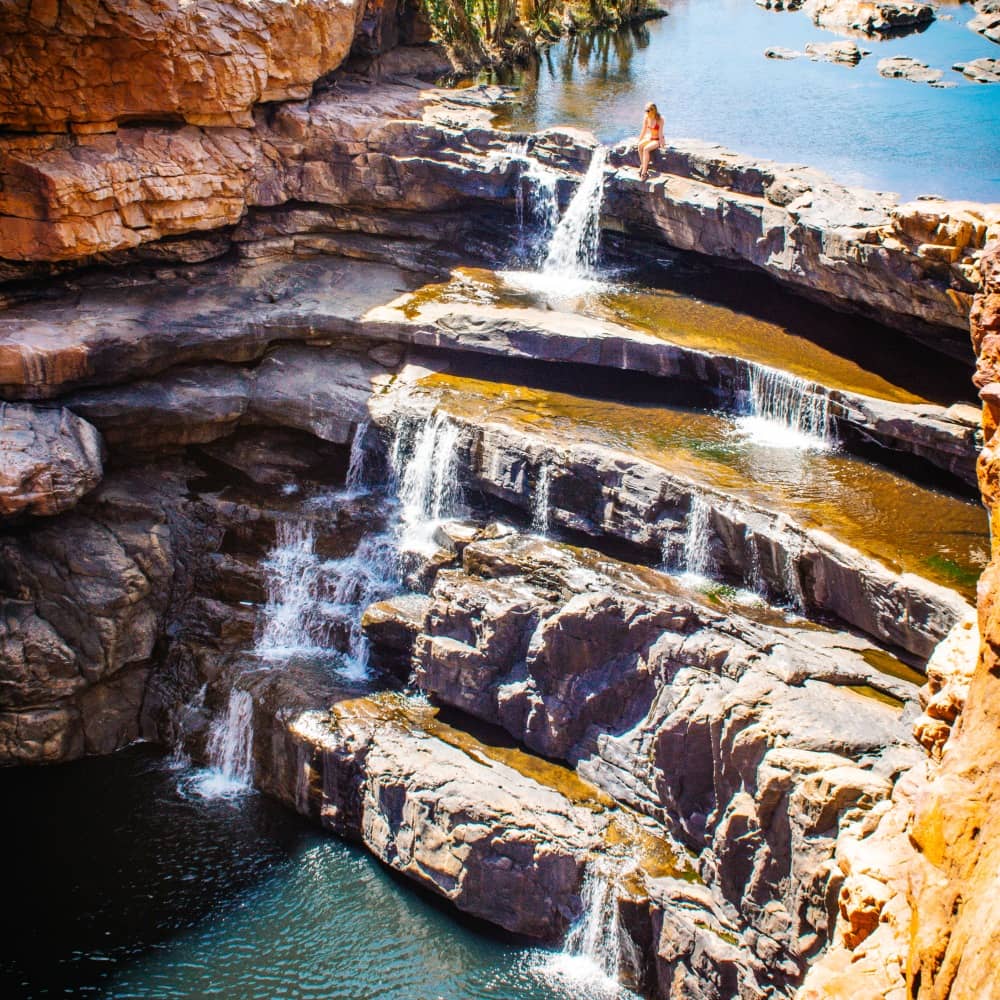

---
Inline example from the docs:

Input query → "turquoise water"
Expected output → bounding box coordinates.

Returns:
[0,746,596,1000]
[491,0,1000,201]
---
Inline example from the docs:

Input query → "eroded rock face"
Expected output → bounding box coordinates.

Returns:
[366,529,922,988]
[1,81,995,348]
[0,474,176,763]
[799,245,1000,999]
[0,404,103,517]
[0,0,365,131]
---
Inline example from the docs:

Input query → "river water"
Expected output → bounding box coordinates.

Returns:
[0,745,618,999]
[489,0,1000,201]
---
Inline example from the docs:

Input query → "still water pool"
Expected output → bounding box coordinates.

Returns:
[489,0,1000,201]
[0,746,610,999]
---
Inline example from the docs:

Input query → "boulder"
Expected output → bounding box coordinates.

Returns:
[877,56,955,88]
[969,0,1000,44]
[0,0,366,131]
[953,57,1000,84]
[804,0,935,35]
[0,403,103,517]
[0,475,176,763]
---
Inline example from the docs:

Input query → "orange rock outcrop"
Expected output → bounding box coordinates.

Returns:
[0,0,365,131]
[798,244,1000,1000]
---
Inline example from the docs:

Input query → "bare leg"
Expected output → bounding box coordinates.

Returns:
[639,139,655,180]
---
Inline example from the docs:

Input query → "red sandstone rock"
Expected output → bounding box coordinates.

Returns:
[0,0,366,131]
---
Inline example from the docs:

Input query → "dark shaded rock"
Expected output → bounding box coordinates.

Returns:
[0,403,103,518]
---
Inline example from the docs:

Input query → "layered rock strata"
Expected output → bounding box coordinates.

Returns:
[370,378,973,658]
[0,0,366,131]
[0,251,977,485]
[798,244,1000,999]
[1,81,996,352]
[362,525,923,988]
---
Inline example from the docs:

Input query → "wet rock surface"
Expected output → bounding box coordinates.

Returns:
[1,79,995,349]
[0,404,103,518]
[371,379,974,658]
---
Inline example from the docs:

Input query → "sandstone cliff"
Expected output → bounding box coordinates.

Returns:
[798,244,1000,1000]
[0,0,366,130]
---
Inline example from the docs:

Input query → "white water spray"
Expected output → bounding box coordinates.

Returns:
[542,860,637,997]
[682,494,716,578]
[391,412,465,552]
[186,686,256,799]
[736,364,834,450]
[532,461,552,534]
[543,145,608,279]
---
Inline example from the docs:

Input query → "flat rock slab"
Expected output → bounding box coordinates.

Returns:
[0,257,422,398]
[0,403,103,517]
[953,57,1000,83]
[877,56,956,87]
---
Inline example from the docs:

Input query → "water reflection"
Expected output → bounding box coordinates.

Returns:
[486,0,1000,200]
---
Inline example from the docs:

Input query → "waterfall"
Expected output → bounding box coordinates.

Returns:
[682,494,716,578]
[255,506,397,678]
[744,524,806,612]
[391,412,465,553]
[518,157,560,264]
[543,145,608,279]
[255,519,328,657]
[532,461,552,534]
[184,686,256,799]
[344,420,371,495]
[542,860,636,996]
[736,364,834,450]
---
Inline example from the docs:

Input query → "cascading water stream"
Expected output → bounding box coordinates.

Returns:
[543,859,638,997]
[543,145,608,280]
[391,411,465,553]
[532,460,552,534]
[735,363,834,450]
[184,685,257,799]
[681,494,716,579]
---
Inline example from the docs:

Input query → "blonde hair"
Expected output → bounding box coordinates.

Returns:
[645,103,659,117]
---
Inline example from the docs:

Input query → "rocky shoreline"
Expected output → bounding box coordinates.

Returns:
[1,4,998,1000]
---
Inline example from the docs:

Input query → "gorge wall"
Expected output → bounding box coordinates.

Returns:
[1,4,998,1000]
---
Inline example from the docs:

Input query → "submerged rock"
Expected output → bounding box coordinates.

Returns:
[877,56,956,88]
[953,57,1000,83]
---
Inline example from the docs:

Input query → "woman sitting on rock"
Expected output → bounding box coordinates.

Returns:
[637,102,665,181]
